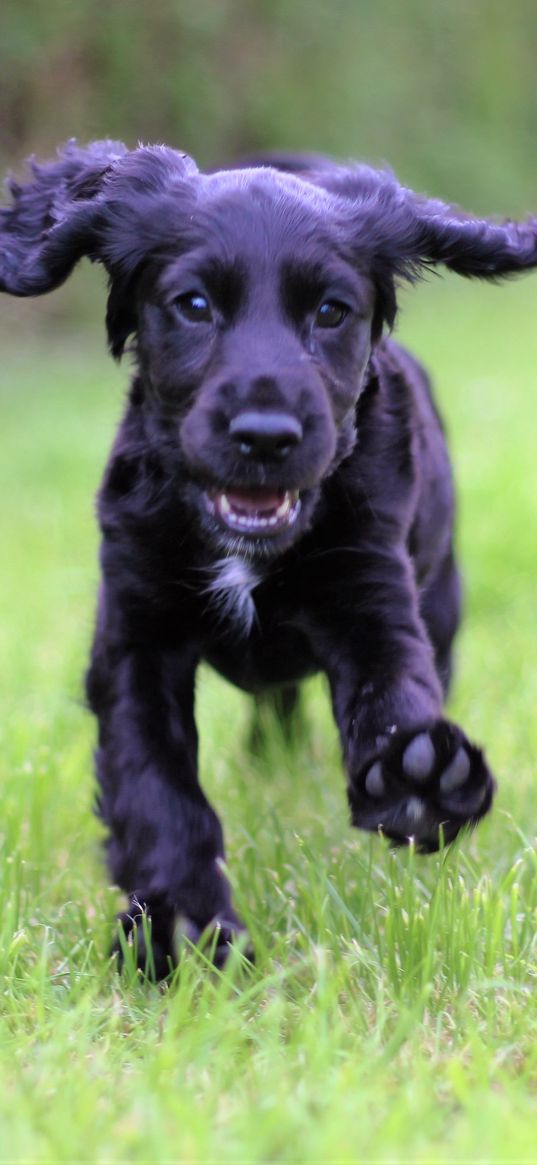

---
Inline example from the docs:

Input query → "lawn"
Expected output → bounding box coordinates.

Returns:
[0,272,536,1163]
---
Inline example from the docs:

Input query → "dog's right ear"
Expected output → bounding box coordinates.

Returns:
[0,140,197,297]
[0,140,130,296]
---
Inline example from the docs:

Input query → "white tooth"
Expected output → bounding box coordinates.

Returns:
[275,494,291,518]
[219,494,231,516]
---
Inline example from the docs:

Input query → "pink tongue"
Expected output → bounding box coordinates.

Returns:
[225,489,284,515]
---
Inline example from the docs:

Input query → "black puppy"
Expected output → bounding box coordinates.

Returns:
[2,141,537,975]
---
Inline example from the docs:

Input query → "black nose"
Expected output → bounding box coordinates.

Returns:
[229,410,303,461]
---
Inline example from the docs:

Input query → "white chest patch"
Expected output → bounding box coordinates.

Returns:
[203,557,262,635]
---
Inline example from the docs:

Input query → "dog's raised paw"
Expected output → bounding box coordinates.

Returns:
[350,719,496,851]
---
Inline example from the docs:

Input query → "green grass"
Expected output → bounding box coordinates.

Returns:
[1,275,537,1163]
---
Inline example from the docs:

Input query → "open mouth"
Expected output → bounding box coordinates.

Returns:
[206,487,301,536]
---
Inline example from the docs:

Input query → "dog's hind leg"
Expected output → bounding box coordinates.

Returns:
[249,684,302,753]
[419,546,462,696]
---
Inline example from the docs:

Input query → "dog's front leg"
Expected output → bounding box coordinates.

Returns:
[87,639,242,976]
[317,553,496,851]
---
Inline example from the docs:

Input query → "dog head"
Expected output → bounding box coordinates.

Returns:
[2,140,537,558]
[131,164,381,558]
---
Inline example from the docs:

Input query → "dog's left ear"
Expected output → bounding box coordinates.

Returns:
[370,191,537,339]
[0,140,197,297]
[338,170,537,338]
[316,164,537,281]
[408,193,537,279]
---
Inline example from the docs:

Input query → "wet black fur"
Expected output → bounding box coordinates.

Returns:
[2,141,537,975]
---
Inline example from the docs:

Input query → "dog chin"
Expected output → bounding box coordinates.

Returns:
[192,483,316,559]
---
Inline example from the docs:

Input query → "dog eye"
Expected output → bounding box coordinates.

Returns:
[315,300,349,329]
[174,292,212,323]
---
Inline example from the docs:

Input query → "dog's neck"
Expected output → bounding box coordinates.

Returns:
[203,557,263,636]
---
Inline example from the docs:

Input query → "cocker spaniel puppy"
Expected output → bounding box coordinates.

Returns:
[2,141,536,975]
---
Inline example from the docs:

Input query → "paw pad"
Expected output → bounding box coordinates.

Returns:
[439,745,471,792]
[353,718,495,851]
[402,732,436,780]
[364,761,384,797]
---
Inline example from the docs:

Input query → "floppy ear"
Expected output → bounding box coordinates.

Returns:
[325,166,537,337]
[0,140,197,297]
[0,140,129,295]
[305,162,537,281]
[409,193,537,278]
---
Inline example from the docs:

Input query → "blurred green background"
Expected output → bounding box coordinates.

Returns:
[3,0,537,343]
[2,10,537,1161]
[2,0,537,215]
